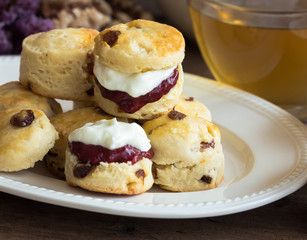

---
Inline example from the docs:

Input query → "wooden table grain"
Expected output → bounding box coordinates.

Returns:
[0,40,306,240]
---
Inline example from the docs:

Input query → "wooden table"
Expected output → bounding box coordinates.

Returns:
[0,40,306,240]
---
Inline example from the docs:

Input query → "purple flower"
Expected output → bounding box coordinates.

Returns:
[15,14,54,36]
[0,29,13,54]
[14,0,40,13]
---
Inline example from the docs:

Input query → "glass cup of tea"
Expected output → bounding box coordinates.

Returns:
[188,0,307,121]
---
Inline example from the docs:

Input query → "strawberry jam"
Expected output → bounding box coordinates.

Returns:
[95,67,179,113]
[70,141,154,165]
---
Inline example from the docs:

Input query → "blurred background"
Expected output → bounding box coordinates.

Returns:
[0,0,213,78]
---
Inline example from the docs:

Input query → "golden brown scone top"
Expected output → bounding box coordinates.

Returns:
[23,28,98,52]
[0,108,58,172]
[0,81,62,117]
[94,19,185,73]
[174,94,212,121]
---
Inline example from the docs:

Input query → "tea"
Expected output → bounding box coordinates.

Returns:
[189,6,307,118]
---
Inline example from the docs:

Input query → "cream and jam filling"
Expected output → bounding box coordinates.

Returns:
[68,119,153,178]
[94,63,179,113]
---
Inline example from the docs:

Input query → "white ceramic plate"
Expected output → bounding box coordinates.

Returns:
[0,56,306,219]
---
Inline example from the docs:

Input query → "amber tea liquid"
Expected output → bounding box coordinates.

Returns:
[189,6,307,118]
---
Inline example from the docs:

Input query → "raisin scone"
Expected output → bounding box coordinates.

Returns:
[46,107,113,179]
[0,81,62,118]
[65,118,154,195]
[142,110,224,192]
[0,108,58,172]
[19,28,98,101]
[93,19,185,119]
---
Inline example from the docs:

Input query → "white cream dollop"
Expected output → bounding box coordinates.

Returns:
[68,118,151,151]
[94,62,176,97]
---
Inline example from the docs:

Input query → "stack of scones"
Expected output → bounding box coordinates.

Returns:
[0,20,224,194]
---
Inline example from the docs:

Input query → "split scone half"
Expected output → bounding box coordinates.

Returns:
[19,28,98,101]
[0,81,62,118]
[65,118,154,195]
[143,110,224,192]
[93,19,185,119]
[0,108,58,172]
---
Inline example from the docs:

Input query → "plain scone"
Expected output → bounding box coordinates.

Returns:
[0,81,62,118]
[19,28,98,101]
[93,19,185,119]
[0,108,58,172]
[46,107,113,179]
[143,112,224,192]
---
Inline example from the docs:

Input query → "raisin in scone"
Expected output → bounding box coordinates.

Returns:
[65,118,154,195]
[142,110,224,192]
[93,19,185,119]
[19,28,98,101]
[0,108,58,172]
[0,81,62,118]
[46,107,113,179]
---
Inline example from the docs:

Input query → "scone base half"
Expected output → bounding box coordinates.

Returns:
[94,65,184,119]
[65,150,154,195]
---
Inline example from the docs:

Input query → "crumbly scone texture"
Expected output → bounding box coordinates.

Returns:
[174,94,212,121]
[94,19,185,73]
[65,150,154,195]
[0,81,62,118]
[94,65,184,120]
[45,107,113,179]
[142,113,224,192]
[0,108,58,172]
[19,28,98,101]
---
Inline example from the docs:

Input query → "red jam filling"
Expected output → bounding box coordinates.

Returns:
[70,141,154,165]
[95,67,179,113]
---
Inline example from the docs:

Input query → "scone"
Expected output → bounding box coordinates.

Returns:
[0,108,58,172]
[142,110,224,192]
[174,94,212,121]
[65,118,154,195]
[72,100,97,110]
[0,81,62,118]
[93,19,185,119]
[19,28,98,101]
[46,107,113,179]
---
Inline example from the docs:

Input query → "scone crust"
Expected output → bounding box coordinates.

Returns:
[0,108,58,172]
[94,65,184,119]
[174,94,212,121]
[19,28,98,101]
[94,19,185,73]
[0,81,62,117]
[45,107,113,179]
[65,150,154,195]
